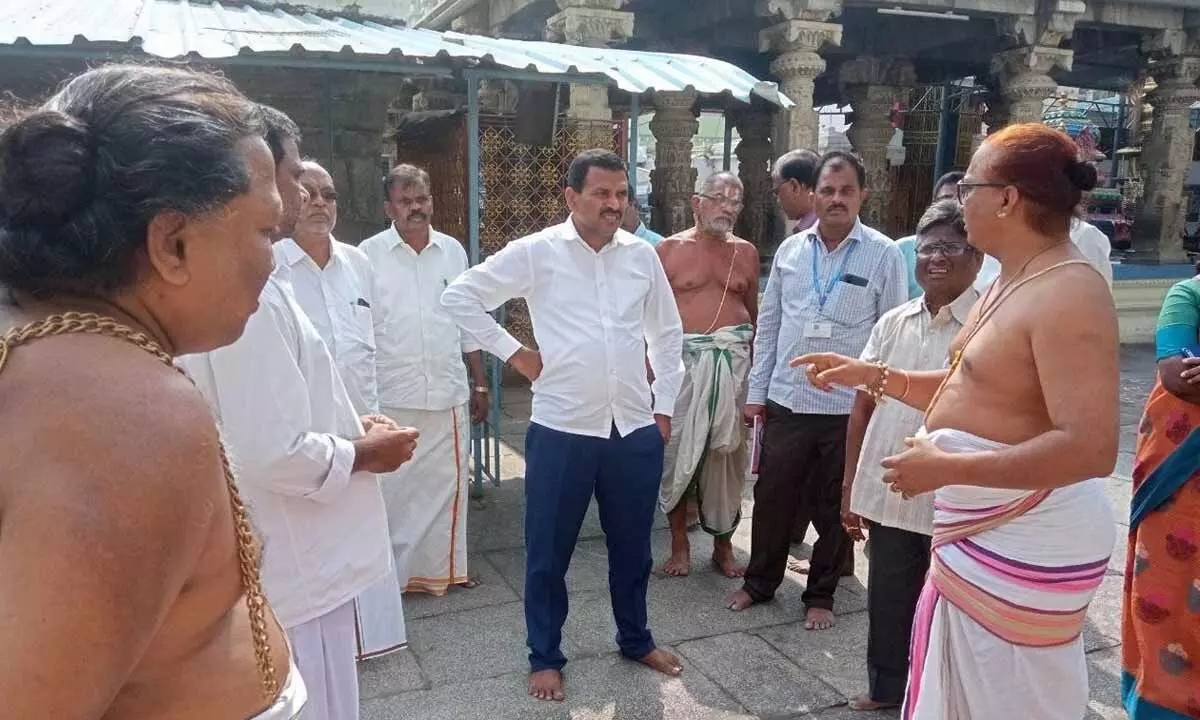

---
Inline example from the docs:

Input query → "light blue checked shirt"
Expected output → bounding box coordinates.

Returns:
[747,218,907,415]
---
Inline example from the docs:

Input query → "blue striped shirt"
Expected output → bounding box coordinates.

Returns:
[747,218,907,415]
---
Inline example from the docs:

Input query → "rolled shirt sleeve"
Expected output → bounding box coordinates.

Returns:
[441,240,533,362]
[184,298,356,503]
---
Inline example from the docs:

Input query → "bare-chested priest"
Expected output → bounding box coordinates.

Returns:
[0,66,300,718]
[656,173,760,578]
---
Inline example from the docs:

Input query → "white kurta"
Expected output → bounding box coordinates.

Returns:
[359,226,477,594]
[178,270,394,720]
[275,239,408,659]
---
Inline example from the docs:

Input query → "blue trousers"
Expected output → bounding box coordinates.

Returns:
[523,422,663,672]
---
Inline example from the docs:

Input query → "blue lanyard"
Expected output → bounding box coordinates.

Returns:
[810,236,857,312]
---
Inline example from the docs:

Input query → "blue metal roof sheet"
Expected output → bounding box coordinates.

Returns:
[0,0,792,107]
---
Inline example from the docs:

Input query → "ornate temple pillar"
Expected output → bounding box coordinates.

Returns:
[546,0,633,146]
[759,17,842,154]
[730,104,776,257]
[988,45,1071,128]
[841,57,916,230]
[649,89,699,237]
[1134,55,1200,262]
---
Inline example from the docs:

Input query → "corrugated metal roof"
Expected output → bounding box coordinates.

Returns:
[0,0,792,107]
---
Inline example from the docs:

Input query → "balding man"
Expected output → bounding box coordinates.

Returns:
[656,172,760,578]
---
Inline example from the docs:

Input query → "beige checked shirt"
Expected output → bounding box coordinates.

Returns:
[849,287,979,535]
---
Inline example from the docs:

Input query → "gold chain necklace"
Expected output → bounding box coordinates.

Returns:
[0,311,279,699]
[924,243,1076,421]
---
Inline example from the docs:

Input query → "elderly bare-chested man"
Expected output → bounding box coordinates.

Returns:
[0,66,300,719]
[656,172,760,578]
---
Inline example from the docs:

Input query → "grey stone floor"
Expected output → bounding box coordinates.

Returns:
[359,344,1156,720]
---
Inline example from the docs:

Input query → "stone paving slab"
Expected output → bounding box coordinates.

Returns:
[676,632,844,717]
[1082,573,1124,654]
[405,599,533,686]
[1084,647,1126,720]
[400,552,519,620]
[358,648,428,699]
[754,610,872,701]
[360,647,756,720]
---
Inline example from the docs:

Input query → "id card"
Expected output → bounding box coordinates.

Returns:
[803,321,833,338]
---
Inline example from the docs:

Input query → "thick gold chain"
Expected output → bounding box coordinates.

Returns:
[0,311,279,699]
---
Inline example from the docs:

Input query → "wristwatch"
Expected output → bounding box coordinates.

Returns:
[473,385,489,393]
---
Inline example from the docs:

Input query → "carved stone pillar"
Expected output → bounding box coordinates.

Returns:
[412,78,464,112]
[989,46,1071,128]
[841,57,916,230]
[649,89,699,237]
[731,105,776,258]
[760,18,842,154]
[1134,55,1200,262]
[546,0,633,131]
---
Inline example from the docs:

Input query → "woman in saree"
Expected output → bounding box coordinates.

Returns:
[1121,271,1200,719]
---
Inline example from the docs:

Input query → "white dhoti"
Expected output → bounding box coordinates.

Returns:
[352,563,407,660]
[380,404,470,595]
[659,324,753,537]
[251,656,308,719]
[288,600,359,720]
[903,428,1114,720]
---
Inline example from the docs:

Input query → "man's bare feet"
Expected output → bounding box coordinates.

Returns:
[661,547,691,576]
[638,648,683,676]
[711,540,745,578]
[787,557,811,575]
[725,588,758,611]
[528,669,565,702]
[848,694,900,712]
[805,607,836,631]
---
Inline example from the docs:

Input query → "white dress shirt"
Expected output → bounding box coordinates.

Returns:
[274,238,378,414]
[177,272,392,629]
[974,218,1113,292]
[359,226,476,412]
[849,288,978,535]
[747,218,907,415]
[440,218,684,439]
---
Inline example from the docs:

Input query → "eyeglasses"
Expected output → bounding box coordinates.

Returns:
[307,189,338,202]
[768,179,794,197]
[915,243,972,259]
[955,181,1007,204]
[697,193,744,210]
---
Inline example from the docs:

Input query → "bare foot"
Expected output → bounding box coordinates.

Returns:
[660,547,690,577]
[711,540,745,578]
[805,607,836,631]
[528,669,565,701]
[461,577,480,589]
[787,557,811,575]
[638,648,682,676]
[725,588,758,611]
[848,694,900,711]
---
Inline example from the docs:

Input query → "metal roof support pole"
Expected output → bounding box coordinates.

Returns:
[466,70,486,498]
[628,92,640,194]
[933,79,953,186]
[723,116,734,172]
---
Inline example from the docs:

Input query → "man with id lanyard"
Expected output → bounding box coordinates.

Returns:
[728,151,905,632]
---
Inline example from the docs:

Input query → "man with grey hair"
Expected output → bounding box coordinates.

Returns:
[840,199,980,711]
[360,163,490,598]
[656,172,760,578]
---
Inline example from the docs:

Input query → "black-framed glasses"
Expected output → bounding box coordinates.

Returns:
[915,243,972,259]
[697,193,744,210]
[768,178,795,197]
[955,181,1007,204]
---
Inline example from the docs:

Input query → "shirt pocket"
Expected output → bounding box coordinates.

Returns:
[824,280,875,328]
[350,304,376,351]
[607,266,652,320]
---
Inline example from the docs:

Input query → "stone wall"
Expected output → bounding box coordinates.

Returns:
[227,67,413,245]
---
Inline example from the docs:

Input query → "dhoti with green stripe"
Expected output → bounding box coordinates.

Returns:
[659,324,754,538]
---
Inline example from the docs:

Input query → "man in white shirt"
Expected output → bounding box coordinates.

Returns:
[441,150,686,702]
[360,164,490,597]
[276,160,407,662]
[841,200,981,711]
[974,215,1113,291]
[178,108,419,720]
